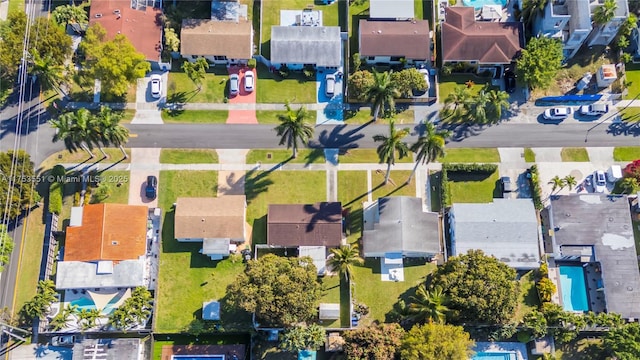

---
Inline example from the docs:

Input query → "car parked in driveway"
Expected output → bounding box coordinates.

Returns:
[229,74,239,95]
[579,103,608,116]
[145,175,157,200]
[150,74,162,99]
[543,107,573,120]
[325,74,336,97]
[51,335,75,347]
[594,170,606,193]
[244,70,254,92]
[504,71,516,93]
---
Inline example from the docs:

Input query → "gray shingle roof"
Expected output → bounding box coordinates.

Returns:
[369,0,415,19]
[363,197,440,257]
[450,199,540,269]
[55,260,145,290]
[270,26,341,67]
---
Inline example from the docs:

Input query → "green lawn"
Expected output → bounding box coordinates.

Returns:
[448,170,500,203]
[155,171,243,333]
[624,64,640,100]
[438,75,493,103]
[337,171,368,244]
[619,107,640,122]
[160,149,219,164]
[39,149,131,170]
[561,147,590,162]
[97,170,130,204]
[352,259,436,325]
[371,170,417,200]
[167,67,229,103]
[319,276,350,328]
[339,149,413,164]
[256,64,316,103]
[246,171,326,245]
[554,337,606,360]
[117,109,136,123]
[161,110,229,123]
[513,271,540,323]
[246,149,325,164]
[440,148,501,163]
[524,148,536,162]
[613,147,640,161]
[13,206,45,315]
[256,110,318,124]
[343,109,415,124]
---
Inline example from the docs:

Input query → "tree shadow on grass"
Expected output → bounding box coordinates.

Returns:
[251,215,267,246]
[303,148,325,166]
[556,337,606,360]
[244,169,275,203]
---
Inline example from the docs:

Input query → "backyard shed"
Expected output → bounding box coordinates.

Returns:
[319,303,340,320]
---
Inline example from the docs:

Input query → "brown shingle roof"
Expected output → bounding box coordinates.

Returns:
[65,204,147,262]
[174,196,246,239]
[180,19,253,59]
[441,7,522,64]
[267,202,342,247]
[359,20,430,60]
[88,0,162,61]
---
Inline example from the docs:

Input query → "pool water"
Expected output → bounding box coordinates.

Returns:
[472,352,513,360]
[559,266,590,312]
[462,0,507,10]
[70,296,97,311]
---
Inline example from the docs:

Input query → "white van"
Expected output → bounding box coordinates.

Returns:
[607,165,622,182]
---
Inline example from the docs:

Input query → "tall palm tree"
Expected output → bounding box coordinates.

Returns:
[30,52,65,95]
[443,86,471,115]
[50,113,80,154]
[275,101,314,158]
[408,284,449,324]
[464,90,490,124]
[486,88,511,122]
[549,175,565,192]
[407,122,451,183]
[373,119,410,184]
[592,0,617,25]
[71,108,99,157]
[50,109,97,158]
[95,106,129,159]
[521,0,549,28]
[563,175,577,191]
[364,69,400,121]
[327,244,364,282]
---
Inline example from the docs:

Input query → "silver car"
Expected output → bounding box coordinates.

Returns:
[593,170,606,193]
[150,74,162,99]
[229,74,239,95]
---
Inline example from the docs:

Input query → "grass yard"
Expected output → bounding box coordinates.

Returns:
[97,170,130,204]
[245,171,326,245]
[438,75,493,103]
[117,109,136,123]
[524,148,536,162]
[626,64,640,100]
[319,276,351,328]
[160,149,219,164]
[337,171,368,244]
[371,170,417,199]
[553,337,606,360]
[155,171,237,333]
[167,67,229,104]
[256,64,316,103]
[161,110,229,123]
[447,170,500,203]
[13,206,45,315]
[246,149,325,164]
[561,147,590,162]
[440,148,501,163]
[613,147,640,161]
[618,107,640,122]
[352,259,436,325]
[513,271,540,323]
[339,149,413,164]
[256,110,318,124]
[343,109,415,124]
[38,149,131,170]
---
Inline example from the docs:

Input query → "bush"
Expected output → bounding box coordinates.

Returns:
[247,58,256,69]
[443,163,498,173]
[517,331,532,343]
[48,182,63,215]
[51,164,66,178]
[303,67,315,79]
[537,277,556,303]
[529,165,543,210]
[278,65,290,78]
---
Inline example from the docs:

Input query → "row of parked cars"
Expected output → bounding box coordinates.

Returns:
[543,104,609,120]
[229,71,255,95]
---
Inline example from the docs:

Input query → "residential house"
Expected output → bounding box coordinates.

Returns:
[546,194,640,319]
[267,202,343,275]
[448,199,540,270]
[441,7,523,71]
[533,0,591,59]
[174,196,247,260]
[270,26,342,70]
[369,0,415,20]
[358,20,431,65]
[587,0,629,47]
[55,204,148,290]
[363,197,441,260]
[88,0,163,67]
[180,19,254,65]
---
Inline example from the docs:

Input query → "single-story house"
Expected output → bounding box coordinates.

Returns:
[270,26,342,70]
[174,196,247,260]
[363,197,441,260]
[546,194,640,319]
[88,0,163,66]
[56,203,148,290]
[180,19,253,65]
[441,6,523,68]
[267,202,343,275]
[448,199,540,270]
[369,0,415,20]
[358,20,430,65]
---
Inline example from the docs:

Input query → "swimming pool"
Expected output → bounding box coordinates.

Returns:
[559,266,589,312]
[462,0,507,10]
[472,352,514,360]
[70,296,97,311]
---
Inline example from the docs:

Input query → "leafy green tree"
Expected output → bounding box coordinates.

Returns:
[29,17,73,71]
[182,57,209,91]
[108,287,152,330]
[342,324,405,360]
[620,177,639,194]
[400,322,475,360]
[593,0,617,25]
[78,308,101,330]
[407,122,450,183]
[391,68,427,98]
[80,23,151,98]
[605,322,640,359]
[164,27,180,52]
[29,52,66,94]
[374,119,410,184]
[365,69,400,120]
[523,310,548,338]
[0,226,15,273]
[517,37,563,90]
[352,52,362,72]
[279,324,325,353]
[430,250,518,324]
[0,12,27,80]
[51,109,97,158]
[408,285,449,324]
[327,244,364,282]
[275,101,314,159]
[520,0,548,28]
[537,277,557,303]
[0,151,36,220]
[52,4,88,28]
[347,70,374,101]
[226,254,322,327]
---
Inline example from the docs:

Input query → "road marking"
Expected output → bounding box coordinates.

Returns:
[129,133,138,138]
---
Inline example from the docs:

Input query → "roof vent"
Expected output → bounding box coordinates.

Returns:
[201,218,205,222]
[377,30,382,34]
[111,241,118,245]
[95,13,102,18]
[113,9,121,14]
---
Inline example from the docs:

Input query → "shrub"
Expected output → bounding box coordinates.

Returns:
[247,58,257,69]
[303,67,315,79]
[278,65,290,78]
[443,163,498,173]
[48,182,63,215]
[529,165,543,210]
[537,277,556,303]
[51,164,66,178]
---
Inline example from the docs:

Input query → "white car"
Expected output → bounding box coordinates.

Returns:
[150,74,162,99]
[594,170,606,193]
[229,74,239,96]
[579,104,608,116]
[418,68,430,90]
[325,74,336,97]
[244,70,255,92]
[51,335,75,347]
[543,107,573,120]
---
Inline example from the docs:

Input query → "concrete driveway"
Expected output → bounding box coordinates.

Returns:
[131,71,167,124]
[227,66,257,124]
[128,148,160,207]
[316,67,344,125]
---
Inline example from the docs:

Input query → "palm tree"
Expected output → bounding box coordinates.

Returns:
[549,175,565,192]
[50,113,80,154]
[486,88,511,122]
[443,86,471,115]
[407,122,451,183]
[364,69,400,121]
[50,109,97,158]
[563,175,577,191]
[464,90,490,124]
[30,52,65,95]
[592,0,617,25]
[275,101,314,158]
[521,0,549,27]
[373,119,410,184]
[408,284,449,324]
[327,244,364,282]
[95,106,129,159]
[71,108,99,157]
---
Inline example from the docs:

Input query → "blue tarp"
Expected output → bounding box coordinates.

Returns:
[298,350,317,360]
[538,94,602,102]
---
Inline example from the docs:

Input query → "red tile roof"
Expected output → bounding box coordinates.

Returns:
[89,0,162,61]
[441,7,522,64]
[267,203,342,247]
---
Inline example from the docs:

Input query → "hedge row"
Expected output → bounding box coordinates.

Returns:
[48,165,66,215]
[439,163,498,207]
[529,165,543,210]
